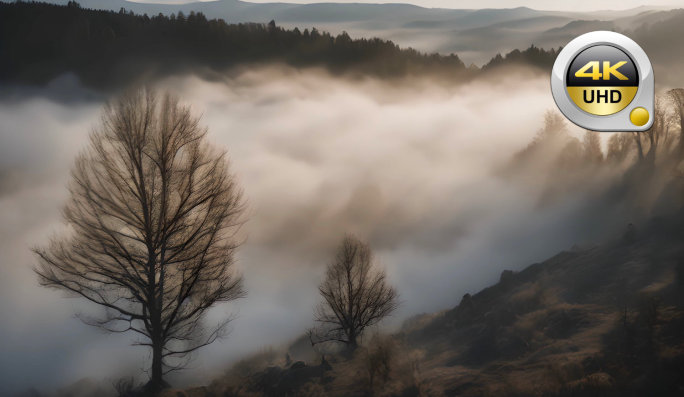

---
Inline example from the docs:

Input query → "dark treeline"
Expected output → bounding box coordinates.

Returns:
[0,1,558,89]
[482,44,560,71]
[0,1,464,87]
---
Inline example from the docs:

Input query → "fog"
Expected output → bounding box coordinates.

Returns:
[0,67,621,395]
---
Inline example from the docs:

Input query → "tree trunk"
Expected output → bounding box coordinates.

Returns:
[633,132,644,162]
[151,339,163,390]
[144,336,166,394]
[347,331,358,353]
[679,114,684,156]
[148,298,166,394]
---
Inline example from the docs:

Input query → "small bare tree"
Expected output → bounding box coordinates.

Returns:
[311,235,398,352]
[34,88,245,392]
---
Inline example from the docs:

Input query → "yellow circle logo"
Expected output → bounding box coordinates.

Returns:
[630,107,649,126]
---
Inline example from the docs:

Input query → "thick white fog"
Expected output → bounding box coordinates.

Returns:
[0,68,611,394]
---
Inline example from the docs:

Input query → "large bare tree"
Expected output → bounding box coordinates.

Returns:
[34,88,245,392]
[311,235,398,352]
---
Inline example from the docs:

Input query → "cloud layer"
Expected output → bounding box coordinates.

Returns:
[0,68,605,394]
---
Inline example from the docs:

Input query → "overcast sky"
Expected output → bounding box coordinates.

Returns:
[133,0,681,12]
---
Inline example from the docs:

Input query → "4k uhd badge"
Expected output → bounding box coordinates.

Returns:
[551,31,654,132]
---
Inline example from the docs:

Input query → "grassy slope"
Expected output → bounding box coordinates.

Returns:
[185,214,684,397]
[401,214,684,396]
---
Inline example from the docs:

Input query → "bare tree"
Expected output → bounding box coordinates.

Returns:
[582,130,603,164]
[632,95,677,165]
[606,132,634,163]
[34,88,246,392]
[311,235,398,352]
[668,88,684,155]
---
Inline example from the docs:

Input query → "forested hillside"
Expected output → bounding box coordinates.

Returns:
[0,1,559,89]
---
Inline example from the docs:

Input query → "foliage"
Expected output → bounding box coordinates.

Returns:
[482,44,560,71]
[0,1,468,88]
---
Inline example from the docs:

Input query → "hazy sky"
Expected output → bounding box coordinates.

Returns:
[133,0,681,12]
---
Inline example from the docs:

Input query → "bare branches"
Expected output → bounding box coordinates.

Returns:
[33,88,246,388]
[311,235,398,351]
